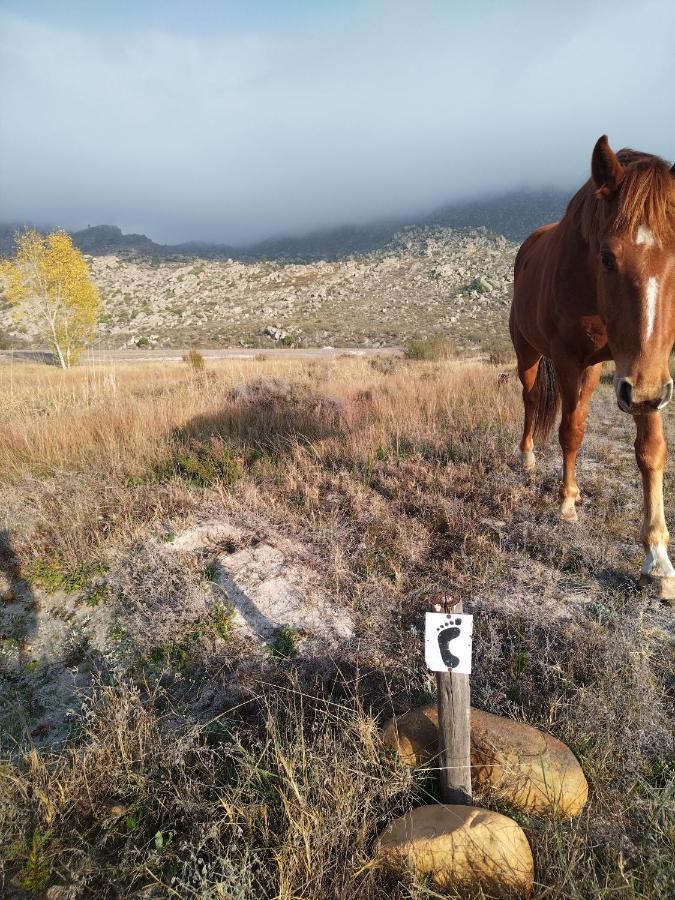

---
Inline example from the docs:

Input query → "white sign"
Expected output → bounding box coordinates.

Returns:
[425,612,473,674]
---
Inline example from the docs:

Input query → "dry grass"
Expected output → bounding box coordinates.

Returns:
[0,356,673,898]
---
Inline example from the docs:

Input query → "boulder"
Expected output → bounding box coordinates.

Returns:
[376,804,533,897]
[383,705,588,817]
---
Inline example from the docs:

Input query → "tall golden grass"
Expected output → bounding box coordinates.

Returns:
[0,357,672,898]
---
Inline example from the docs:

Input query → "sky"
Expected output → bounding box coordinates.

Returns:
[1,0,674,245]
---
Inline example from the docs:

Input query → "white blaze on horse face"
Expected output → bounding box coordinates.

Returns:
[635,225,656,248]
[641,543,675,578]
[645,276,659,340]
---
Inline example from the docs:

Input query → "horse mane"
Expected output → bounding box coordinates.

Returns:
[567,148,675,244]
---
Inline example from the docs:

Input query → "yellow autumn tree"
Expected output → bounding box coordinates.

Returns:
[0,229,101,368]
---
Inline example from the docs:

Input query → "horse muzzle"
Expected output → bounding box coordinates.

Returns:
[615,377,673,414]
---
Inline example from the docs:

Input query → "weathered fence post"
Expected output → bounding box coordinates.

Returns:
[433,596,472,805]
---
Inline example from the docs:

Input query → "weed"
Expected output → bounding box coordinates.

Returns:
[207,602,234,641]
[84,584,110,607]
[404,334,456,360]
[203,560,219,582]
[269,625,299,659]
[110,623,127,642]
[139,603,234,676]
[172,438,242,487]
[12,829,53,893]
[183,348,205,371]
[26,558,106,595]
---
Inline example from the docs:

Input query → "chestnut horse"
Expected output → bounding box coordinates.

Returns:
[510,136,675,598]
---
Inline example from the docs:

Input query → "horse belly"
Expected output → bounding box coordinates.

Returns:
[511,228,557,355]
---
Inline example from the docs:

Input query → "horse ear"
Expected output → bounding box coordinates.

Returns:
[592,135,624,197]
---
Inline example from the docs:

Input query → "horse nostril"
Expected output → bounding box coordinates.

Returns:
[618,379,633,410]
[658,380,673,410]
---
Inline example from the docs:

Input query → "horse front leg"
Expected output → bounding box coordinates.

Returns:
[635,413,675,600]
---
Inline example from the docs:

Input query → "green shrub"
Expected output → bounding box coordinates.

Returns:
[183,348,205,371]
[26,558,106,594]
[269,625,299,659]
[404,334,456,360]
[483,336,516,365]
[173,437,242,487]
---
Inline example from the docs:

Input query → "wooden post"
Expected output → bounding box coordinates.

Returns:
[434,597,472,805]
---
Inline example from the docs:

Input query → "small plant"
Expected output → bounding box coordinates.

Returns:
[268,625,299,659]
[110,623,127,642]
[62,562,107,594]
[207,601,234,640]
[183,348,205,371]
[25,558,65,593]
[203,561,219,582]
[369,355,398,374]
[405,334,456,360]
[26,558,106,594]
[12,829,53,893]
[136,336,150,348]
[173,437,242,487]
[483,335,516,365]
[280,334,294,347]
[84,584,110,607]
[141,603,234,676]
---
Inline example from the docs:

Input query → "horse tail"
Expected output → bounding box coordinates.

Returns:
[533,357,560,442]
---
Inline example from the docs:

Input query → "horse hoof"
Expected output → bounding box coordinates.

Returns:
[520,450,536,471]
[638,574,675,603]
[560,502,578,523]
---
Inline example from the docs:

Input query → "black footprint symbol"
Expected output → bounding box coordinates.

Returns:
[436,617,463,668]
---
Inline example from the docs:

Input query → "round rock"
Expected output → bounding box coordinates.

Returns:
[376,804,534,897]
[383,704,588,817]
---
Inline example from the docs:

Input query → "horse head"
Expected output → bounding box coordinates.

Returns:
[591,135,675,414]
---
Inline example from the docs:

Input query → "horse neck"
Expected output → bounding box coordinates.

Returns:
[555,191,598,287]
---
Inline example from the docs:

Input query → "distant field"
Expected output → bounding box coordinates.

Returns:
[0,356,672,897]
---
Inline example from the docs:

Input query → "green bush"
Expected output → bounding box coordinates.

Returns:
[172,437,242,487]
[404,334,456,361]
[183,348,205,371]
[268,625,299,659]
[26,558,106,594]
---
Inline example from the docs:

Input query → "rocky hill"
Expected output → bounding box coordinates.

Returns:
[0,189,572,352]
[0,225,519,351]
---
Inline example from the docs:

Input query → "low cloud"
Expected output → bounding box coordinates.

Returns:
[1,1,674,244]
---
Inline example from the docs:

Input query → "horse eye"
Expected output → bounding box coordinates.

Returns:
[600,250,616,271]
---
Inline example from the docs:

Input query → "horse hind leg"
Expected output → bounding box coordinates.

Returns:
[514,341,541,472]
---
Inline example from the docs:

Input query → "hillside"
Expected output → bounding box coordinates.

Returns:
[0,225,519,352]
[0,190,573,353]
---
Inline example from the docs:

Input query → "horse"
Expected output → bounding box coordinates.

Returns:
[510,135,675,599]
